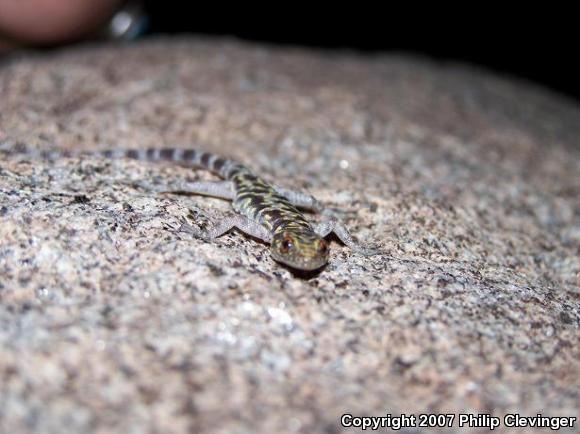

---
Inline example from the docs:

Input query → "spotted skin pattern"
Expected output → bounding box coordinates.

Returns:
[4,145,377,270]
[230,169,331,270]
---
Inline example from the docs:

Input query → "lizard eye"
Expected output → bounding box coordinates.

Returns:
[280,236,294,253]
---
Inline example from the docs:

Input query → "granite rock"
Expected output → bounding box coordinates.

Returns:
[0,37,579,434]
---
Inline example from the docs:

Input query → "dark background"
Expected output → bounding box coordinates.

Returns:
[142,4,580,102]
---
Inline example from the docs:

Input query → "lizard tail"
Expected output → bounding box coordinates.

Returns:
[98,147,244,179]
[1,142,244,179]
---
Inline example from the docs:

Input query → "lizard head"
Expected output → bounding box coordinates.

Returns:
[270,230,329,271]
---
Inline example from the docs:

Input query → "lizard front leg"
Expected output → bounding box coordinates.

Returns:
[313,217,379,256]
[180,214,272,243]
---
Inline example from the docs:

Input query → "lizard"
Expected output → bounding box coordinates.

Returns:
[2,145,378,271]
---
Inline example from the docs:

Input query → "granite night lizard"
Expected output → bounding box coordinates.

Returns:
[3,145,378,270]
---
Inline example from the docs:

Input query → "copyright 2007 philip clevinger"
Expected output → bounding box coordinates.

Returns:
[341,413,577,430]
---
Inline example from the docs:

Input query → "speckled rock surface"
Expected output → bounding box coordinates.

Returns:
[0,38,579,434]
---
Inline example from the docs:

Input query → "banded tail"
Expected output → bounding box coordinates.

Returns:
[1,143,245,179]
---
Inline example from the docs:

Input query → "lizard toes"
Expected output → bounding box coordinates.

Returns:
[178,222,208,240]
[354,244,382,257]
